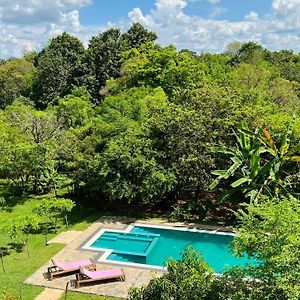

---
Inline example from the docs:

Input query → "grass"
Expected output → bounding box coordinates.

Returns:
[0,182,123,300]
[0,194,65,299]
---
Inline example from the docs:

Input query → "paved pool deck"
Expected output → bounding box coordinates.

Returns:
[25,216,231,299]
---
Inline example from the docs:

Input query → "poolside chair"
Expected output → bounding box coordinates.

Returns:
[47,258,96,280]
[75,266,125,287]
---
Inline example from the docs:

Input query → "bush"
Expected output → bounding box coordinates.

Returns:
[128,246,214,300]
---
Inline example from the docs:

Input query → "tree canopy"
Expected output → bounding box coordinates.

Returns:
[1,24,300,300]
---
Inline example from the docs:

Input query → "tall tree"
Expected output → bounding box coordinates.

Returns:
[31,32,85,108]
[123,23,157,49]
[0,58,35,108]
[84,24,158,102]
[231,41,264,65]
[84,28,125,101]
[0,101,65,193]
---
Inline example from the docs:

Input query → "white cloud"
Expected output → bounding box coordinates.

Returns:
[61,0,92,8]
[245,11,258,21]
[0,0,100,57]
[128,8,156,28]
[1,0,300,58]
[127,0,300,52]
[210,6,227,18]
[208,0,221,4]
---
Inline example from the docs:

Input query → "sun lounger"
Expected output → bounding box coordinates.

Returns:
[75,266,125,287]
[47,258,96,280]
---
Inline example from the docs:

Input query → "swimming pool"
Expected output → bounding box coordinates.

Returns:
[82,224,255,273]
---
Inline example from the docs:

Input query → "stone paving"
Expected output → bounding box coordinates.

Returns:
[34,288,64,300]
[26,216,231,299]
[48,230,82,245]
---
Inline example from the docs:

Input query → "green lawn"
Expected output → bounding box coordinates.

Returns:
[0,183,123,300]
[0,194,65,299]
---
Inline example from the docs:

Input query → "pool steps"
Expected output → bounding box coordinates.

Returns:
[96,231,160,258]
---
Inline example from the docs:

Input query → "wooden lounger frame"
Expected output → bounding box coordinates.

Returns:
[47,258,96,280]
[75,267,125,288]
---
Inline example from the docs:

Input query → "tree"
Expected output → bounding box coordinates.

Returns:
[84,24,157,102]
[0,197,5,212]
[231,41,264,65]
[225,40,243,58]
[0,58,35,108]
[97,128,176,204]
[31,32,85,108]
[146,84,245,207]
[0,102,65,193]
[122,23,157,49]
[110,43,207,97]
[8,215,40,257]
[128,247,214,300]
[57,87,94,129]
[84,28,126,101]
[34,198,75,230]
[210,118,300,203]
[71,87,174,203]
[231,196,300,300]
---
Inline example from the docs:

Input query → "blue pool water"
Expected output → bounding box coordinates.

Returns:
[91,226,255,273]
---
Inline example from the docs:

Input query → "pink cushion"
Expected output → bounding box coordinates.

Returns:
[82,267,123,280]
[55,259,92,270]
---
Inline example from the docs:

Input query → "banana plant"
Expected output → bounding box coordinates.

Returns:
[210,116,300,202]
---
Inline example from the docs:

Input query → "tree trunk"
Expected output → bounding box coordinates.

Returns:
[64,214,69,229]
[0,250,5,273]
[25,234,29,258]
[45,226,48,246]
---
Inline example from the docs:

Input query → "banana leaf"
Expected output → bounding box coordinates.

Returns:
[210,146,236,156]
[210,158,243,190]
[250,149,260,178]
[211,170,227,176]
[231,177,252,188]
[279,114,295,157]
[290,156,300,162]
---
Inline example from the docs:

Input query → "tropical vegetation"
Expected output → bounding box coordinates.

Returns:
[0,23,300,299]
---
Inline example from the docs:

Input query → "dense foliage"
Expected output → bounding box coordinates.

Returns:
[0,24,300,299]
[1,30,299,210]
[210,118,300,203]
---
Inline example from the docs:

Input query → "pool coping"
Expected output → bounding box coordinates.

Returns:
[80,222,237,271]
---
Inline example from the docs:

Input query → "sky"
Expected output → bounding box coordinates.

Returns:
[0,0,300,58]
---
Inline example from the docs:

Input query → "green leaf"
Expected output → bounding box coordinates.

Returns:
[223,159,242,180]
[290,156,300,163]
[288,143,300,156]
[231,177,251,188]
[211,170,227,176]
[280,114,295,157]
[209,178,221,190]
[210,146,235,156]
[250,149,260,178]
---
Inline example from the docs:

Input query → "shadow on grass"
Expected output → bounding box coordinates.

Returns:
[7,242,24,253]
[0,247,10,257]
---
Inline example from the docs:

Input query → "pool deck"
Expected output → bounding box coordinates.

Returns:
[25,216,232,299]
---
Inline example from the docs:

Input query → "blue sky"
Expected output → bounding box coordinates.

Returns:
[0,0,299,58]
[79,0,273,24]
[80,1,155,25]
